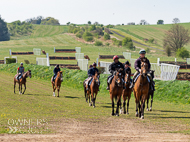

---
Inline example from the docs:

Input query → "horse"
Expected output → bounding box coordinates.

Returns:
[109,68,123,116]
[14,70,31,95]
[84,55,90,60]
[120,69,132,114]
[51,71,63,97]
[83,72,100,108]
[146,70,155,111]
[133,58,149,119]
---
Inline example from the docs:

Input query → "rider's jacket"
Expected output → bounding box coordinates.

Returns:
[124,67,131,74]
[134,57,151,72]
[53,67,60,75]
[17,66,24,74]
[88,68,99,77]
[109,61,124,75]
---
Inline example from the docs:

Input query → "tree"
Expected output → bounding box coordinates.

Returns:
[0,16,10,41]
[165,46,171,57]
[172,18,180,24]
[157,20,164,25]
[88,21,91,25]
[176,47,189,59]
[163,24,190,52]
[139,20,148,25]
[122,37,132,46]
[94,22,99,25]
[104,33,110,40]
[67,22,70,25]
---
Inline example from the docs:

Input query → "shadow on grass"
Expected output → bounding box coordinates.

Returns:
[64,96,79,99]
[25,94,40,96]
[159,117,190,119]
[101,105,112,108]
[157,110,190,114]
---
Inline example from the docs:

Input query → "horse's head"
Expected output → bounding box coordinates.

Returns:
[125,69,131,85]
[94,71,100,84]
[114,68,123,87]
[57,71,63,81]
[140,58,148,77]
[27,70,31,78]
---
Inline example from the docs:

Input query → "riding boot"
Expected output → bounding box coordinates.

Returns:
[106,82,110,90]
[86,84,89,91]
[129,78,134,89]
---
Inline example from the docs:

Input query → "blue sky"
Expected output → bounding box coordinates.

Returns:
[0,0,189,25]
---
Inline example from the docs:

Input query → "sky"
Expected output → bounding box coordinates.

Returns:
[0,0,190,25]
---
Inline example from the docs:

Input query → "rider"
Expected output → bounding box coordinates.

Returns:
[86,62,99,91]
[124,61,132,83]
[89,65,93,69]
[53,64,61,82]
[17,62,24,80]
[106,55,125,90]
[129,49,155,91]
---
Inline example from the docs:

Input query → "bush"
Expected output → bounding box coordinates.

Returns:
[82,32,93,41]
[122,37,132,46]
[126,42,134,50]
[94,40,103,46]
[6,58,16,64]
[116,40,122,47]
[97,67,105,74]
[146,48,150,53]
[176,47,189,59]
[24,60,30,64]
[76,32,82,38]
[148,38,154,43]
[105,42,110,46]
[104,33,110,40]
[89,25,96,31]
[94,33,99,39]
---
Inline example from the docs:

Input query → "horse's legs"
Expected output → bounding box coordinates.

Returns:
[116,96,121,116]
[14,81,16,94]
[139,101,141,118]
[92,92,97,108]
[134,92,139,117]
[20,84,23,95]
[22,83,26,94]
[52,83,56,97]
[57,87,60,97]
[146,93,150,111]
[127,95,131,114]
[111,99,114,116]
[141,97,145,119]
[150,92,154,111]
[84,86,87,103]
[19,84,21,94]
[88,91,91,106]
[122,95,127,114]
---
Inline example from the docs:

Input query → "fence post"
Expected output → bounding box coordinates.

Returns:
[54,47,55,53]
[9,49,11,55]
[46,53,50,66]
[175,58,177,63]
[157,58,160,65]
[96,58,99,65]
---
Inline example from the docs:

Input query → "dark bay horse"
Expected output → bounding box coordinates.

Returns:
[14,70,31,94]
[147,70,155,111]
[51,71,63,97]
[120,69,132,114]
[84,72,100,108]
[109,68,123,116]
[133,58,149,119]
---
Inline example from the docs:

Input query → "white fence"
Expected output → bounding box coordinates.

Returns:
[99,61,112,74]
[75,53,84,61]
[123,52,131,60]
[78,59,88,71]
[36,58,48,66]
[160,63,180,81]
[187,58,190,64]
[33,48,41,55]
[130,58,136,68]
[151,63,161,79]
[75,47,81,53]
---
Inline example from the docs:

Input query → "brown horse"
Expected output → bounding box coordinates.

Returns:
[120,69,132,114]
[133,58,149,119]
[110,68,123,116]
[51,71,63,97]
[84,55,90,60]
[146,70,155,111]
[14,70,31,94]
[84,72,100,108]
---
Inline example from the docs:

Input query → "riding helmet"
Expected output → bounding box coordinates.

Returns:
[92,62,97,66]
[20,62,23,65]
[56,64,59,67]
[125,61,129,65]
[89,65,93,68]
[113,55,119,61]
[139,49,146,54]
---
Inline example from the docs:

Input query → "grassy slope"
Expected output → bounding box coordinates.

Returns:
[0,64,190,134]
[114,23,190,52]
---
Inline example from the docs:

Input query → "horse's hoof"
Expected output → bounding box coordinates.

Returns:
[141,116,144,119]
[111,113,115,116]
[126,112,129,115]
[120,110,122,114]
[135,113,138,117]
[150,107,152,111]
[115,114,119,117]
[89,103,92,106]
[93,106,95,108]
[146,108,149,111]
[57,96,59,97]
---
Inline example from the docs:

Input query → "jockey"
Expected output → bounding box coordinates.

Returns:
[129,49,155,90]
[86,62,99,90]
[17,62,24,80]
[106,55,124,90]
[53,64,61,82]
[89,65,93,69]
[124,61,132,82]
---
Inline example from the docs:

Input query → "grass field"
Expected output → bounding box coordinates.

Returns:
[0,69,190,135]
